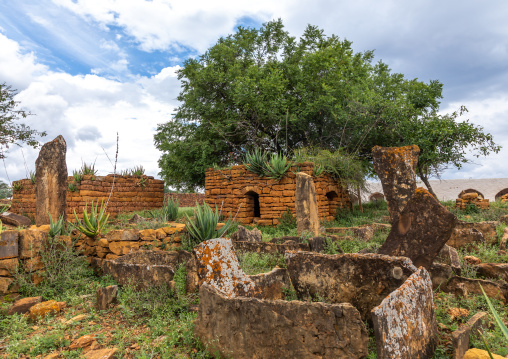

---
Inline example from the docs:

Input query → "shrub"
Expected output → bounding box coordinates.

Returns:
[71,200,109,239]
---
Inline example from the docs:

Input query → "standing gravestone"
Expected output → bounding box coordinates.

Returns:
[295,172,320,237]
[372,145,420,223]
[378,187,458,270]
[35,135,67,226]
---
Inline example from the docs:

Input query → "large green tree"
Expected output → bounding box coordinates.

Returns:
[155,20,498,191]
[0,83,46,158]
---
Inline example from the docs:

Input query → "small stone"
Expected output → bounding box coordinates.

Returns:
[65,314,87,324]
[464,256,481,265]
[0,212,32,227]
[69,334,95,349]
[230,225,262,242]
[83,348,118,359]
[29,300,60,320]
[463,348,505,359]
[96,285,118,310]
[7,296,42,315]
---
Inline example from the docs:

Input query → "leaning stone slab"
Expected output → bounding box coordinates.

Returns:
[102,250,197,292]
[8,296,42,315]
[230,225,262,242]
[0,231,18,260]
[453,221,498,245]
[249,267,291,300]
[295,172,320,236]
[96,285,118,310]
[447,227,485,249]
[372,145,420,223]
[378,187,458,270]
[35,135,68,225]
[443,276,508,302]
[285,251,417,320]
[0,212,32,227]
[371,267,437,359]
[195,284,369,359]
[452,312,488,359]
[434,244,461,275]
[429,263,455,290]
[475,263,508,282]
[233,240,309,254]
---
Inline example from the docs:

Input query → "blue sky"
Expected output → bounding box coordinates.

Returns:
[1,0,508,186]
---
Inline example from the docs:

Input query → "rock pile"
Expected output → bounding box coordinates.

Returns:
[456,192,489,210]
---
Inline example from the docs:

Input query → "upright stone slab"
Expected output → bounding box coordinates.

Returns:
[371,267,438,359]
[0,231,18,260]
[378,187,458,270]
[295,172,320,236]
[372,145,420,223]
[35,135,67,225]
[285,251,417,320]
[195,284,369,359]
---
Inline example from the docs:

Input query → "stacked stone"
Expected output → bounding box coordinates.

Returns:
[456,192,489,210]
[75,223,186,262]
[500,193,508,203]
[11,174,165,219]
[205,162,350,226]
[165,193,205,207]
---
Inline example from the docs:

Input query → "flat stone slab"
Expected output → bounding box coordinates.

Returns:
[378,187,458,269]
[195,284,369,359]
[475,263,508,282]
[8,296,42,315]
[443,276,508,302]
[102,250,197,292]
[447,227,485,249]
[194,238,289,299]
[0,212,32,227]
[233,240,310,254]
[371,267,438,359]
[454,221,498,245]
[0,231,18,260]
[452,312,488,359]
[285,251,417,320]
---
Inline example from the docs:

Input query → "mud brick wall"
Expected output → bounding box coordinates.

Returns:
[165,193,205,207]
[205,162,351,226]
[10,175,164,219]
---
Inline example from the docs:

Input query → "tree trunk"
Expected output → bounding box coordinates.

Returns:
[417,167,438,199]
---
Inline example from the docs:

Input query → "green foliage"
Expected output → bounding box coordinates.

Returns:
[0,82,46,159]
[323,237,342,254]
[48,213,65,238]
[71,200,110,239]
[0,180,12,199]
[67,183,77,192]
[480,285,508,342]
[81,162,97,176]
[150,197,179,222]
[464,202,480,214]
[29,170,36,184]
[264,153,292,181]
[12,181,23,192]
[243,148,268,177]
[72,169,83,184]
[236,252,286,275]
[154,20,451,190]
[121,165,146,176]
[184,203,233,247]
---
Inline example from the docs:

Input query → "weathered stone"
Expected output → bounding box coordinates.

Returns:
[0,257,18,276]
[65,314,87,324]
[452,312,488,359]
[69,334,95,349]
[233,240,309,254]
[230,225,262,242]
[285,251,417,320]
[295,172,320,237]
[443,276,508,302]
[454,221,498,244]
[435,244,461,274]
[429,263,455,289]
[128,213,146,224]
[84,348,118,359]
[372,145,420,223]
[464,255,481,265]
[499,227,508,250]
[326,225,374,241]
[248,268,291,300]
[0,276,16,295]
[371,267,437,359]
[96,285,118,310]
[35,135,67,225]
[464,349,506,359]
[475,263,508,282]
[195,284,369,359]
[108,241,139,255]
[7,296,42,315]
[29,300,60,320]
[103,250,197,293]
[0,231,18,260]
[139,229,157,241]
[378,187,457,269]
[447,227,485,249]
[106,229,139,242]
[308,236,327,252]
[19,227,47,259]
[194,238,288,299]
[0,212,32,227]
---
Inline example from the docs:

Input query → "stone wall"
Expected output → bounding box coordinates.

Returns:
[205,162,351,226]
[165,193,205,207]
[10,175,164,219]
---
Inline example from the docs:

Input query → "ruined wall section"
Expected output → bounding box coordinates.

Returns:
[205,162,350,226]
[10,175,164,218]
[165,193,205,207]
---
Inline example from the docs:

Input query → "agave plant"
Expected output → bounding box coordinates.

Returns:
[81,162,97,176]
[264,153,292,181]
[243,149,268,177]
[72,169,83,184]
[72,201,109,239]
[150,197,179,222]
[185,203,232,246]
[477,284,508,358]
[48,213,65,238]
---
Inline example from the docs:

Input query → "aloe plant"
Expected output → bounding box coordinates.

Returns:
[150,197,179,222]
[264,153,292,181]
[48,213,65,238]
[477,284,508,359]
[71,201,109,239]
[184,203,232,246]
[244,149,268,177]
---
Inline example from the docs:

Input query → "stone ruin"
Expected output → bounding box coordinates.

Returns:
[456,190,489,210]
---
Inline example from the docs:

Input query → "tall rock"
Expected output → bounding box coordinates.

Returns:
[35,135,67,226]
[295,172,320,237]
[372,145,420,223]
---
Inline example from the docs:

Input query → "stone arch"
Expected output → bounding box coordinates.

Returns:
[369,192,385,202]
[495,188,508,201]
[458,189,484,199]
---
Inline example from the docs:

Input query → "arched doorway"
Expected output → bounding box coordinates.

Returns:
[495,188,508,201]
[245,190,261,220]
[326,191,339,218]
[458,189,484,199]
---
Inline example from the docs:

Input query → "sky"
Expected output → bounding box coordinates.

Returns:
[0,0,508,187]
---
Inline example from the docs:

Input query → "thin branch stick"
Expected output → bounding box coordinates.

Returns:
[104,133,119,210]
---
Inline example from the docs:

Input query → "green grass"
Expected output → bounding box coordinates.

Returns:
[236,252,286,275]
